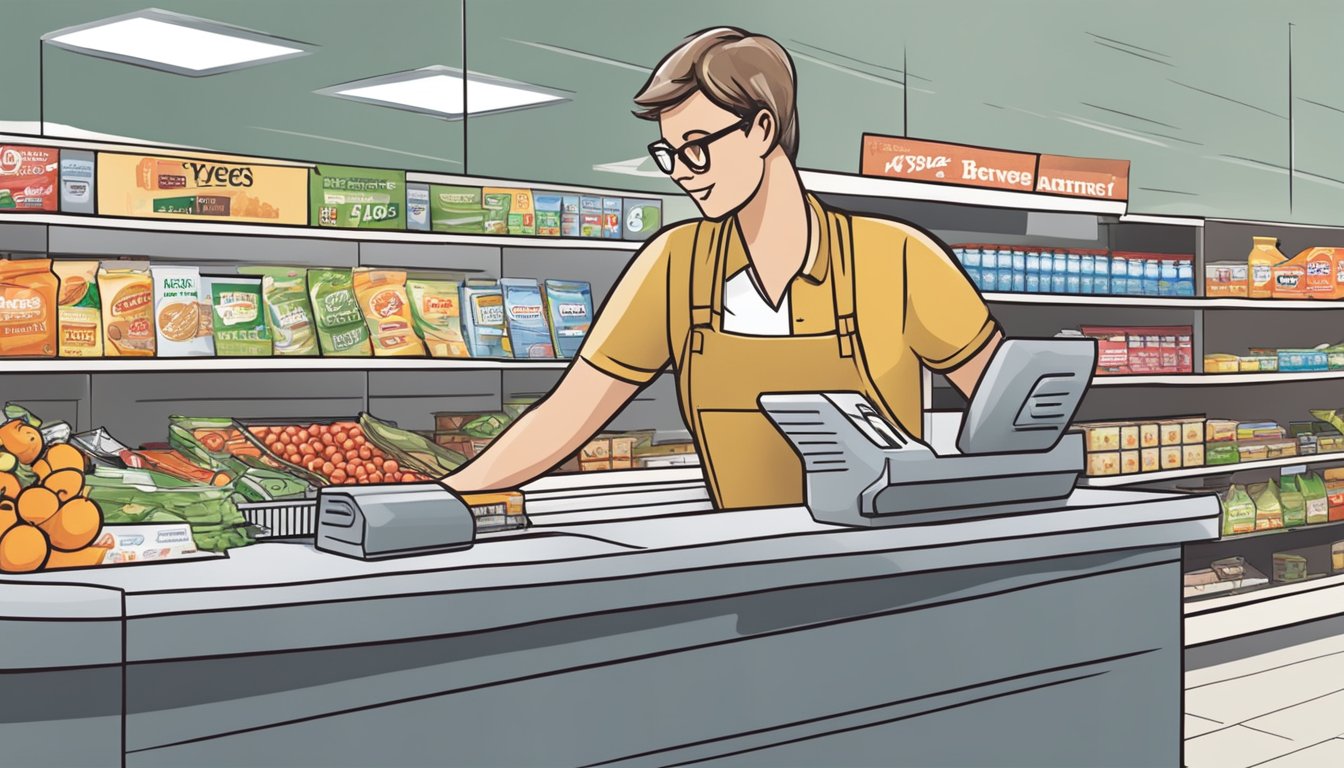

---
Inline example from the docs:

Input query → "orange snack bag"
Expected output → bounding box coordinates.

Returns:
[352,268,426,357]
[53,261,103,357]
[0,258,58,357]
[97,262,156,357]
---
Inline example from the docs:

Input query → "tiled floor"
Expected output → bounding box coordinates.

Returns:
[1185,632,1344,767]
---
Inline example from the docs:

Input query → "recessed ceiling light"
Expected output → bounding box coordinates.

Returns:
[44,9,310,77]
[319,66,569,120]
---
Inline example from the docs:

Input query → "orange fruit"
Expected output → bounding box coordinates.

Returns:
[0,500,17,532]
[42,469,84,502]
[45,546,106,570]
[16,486,60,526]
[42,444,87,473]
[0,472,19,501]
[0,421,42,465]
[0,525,49,572]
[31,459,53,483]
[40,498,102,552]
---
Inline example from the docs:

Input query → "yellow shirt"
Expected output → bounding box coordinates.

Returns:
[578,194,997,438]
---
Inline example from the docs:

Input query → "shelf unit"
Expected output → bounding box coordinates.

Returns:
[1080,453,1344,488]
[1091,371,1344,386]
[984,292,1342,310]
[0,358,573,373]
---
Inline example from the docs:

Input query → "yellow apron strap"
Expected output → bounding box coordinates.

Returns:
[689,218,726,355]
[827,209,858,359]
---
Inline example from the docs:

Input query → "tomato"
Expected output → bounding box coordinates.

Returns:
[382,459,398,474]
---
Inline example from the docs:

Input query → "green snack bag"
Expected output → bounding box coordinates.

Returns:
[1249,481,1283,531]
[430,185,487,233]
[482,191,511,234]
[310,164,406,229]
[1279,476,1307,528]
[1298,472,1329,524]
[239,266,319,356]
[206,277,272,356]
[307,269,372,356]
[1221,484,1256,536]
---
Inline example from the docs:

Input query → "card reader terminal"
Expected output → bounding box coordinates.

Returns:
[760,338,1097,527]
[316,483,476,560]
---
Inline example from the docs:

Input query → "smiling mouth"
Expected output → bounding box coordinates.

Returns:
[685,184,714,201]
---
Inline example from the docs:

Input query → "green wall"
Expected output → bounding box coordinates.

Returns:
[3,1,1344,222]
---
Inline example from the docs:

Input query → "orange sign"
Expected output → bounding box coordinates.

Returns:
[860,134,1130,201]
[97,152,308,225]
[1036,154,1130,200]
[861,135,1037,192]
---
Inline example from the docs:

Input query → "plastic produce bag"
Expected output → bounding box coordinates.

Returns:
[85,467,255,551]
[360,413,468,477]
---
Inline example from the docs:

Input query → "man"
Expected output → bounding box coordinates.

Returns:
[443,27,1001,510]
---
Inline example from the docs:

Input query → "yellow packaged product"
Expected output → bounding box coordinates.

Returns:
[1079,424,1120,452]
[1120,425,1140,451]
[97,262,155,357]
[1182,444,1205,467]
[1140,424,1160,449]
[352,268,426,357]
[1205,419,1238,443]
[1182,419,1205,445]
[53,261,103,357]
[1203,354,1240,373]
[1086,453,1120,477]
[1160,446,1182,470]
[1120,451,1140,475]
[0,258,57,358]
[1159,422,1182,446]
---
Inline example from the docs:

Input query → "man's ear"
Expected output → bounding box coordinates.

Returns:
[750,109,777,158]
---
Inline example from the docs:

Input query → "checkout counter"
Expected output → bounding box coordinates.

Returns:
[0,341,1218,768]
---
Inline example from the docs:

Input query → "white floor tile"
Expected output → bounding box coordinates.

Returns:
[1256,738,1344,767]
[1184,725,1298,768]
[1244,690,1344,743]
[1187,636,1344,690]
[1184,651,1344,724]
[1185,713,1227,739]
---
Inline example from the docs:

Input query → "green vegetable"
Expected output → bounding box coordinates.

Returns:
[86,467,254,552]
[4,403,41,428]
[461,413,510,439]
[360,413,468,476]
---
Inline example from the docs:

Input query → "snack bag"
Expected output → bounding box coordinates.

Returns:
[352,268,425,356]
[500,277,553,358]
[407,278,469,358]
[206,277,271,356]
[238,266,318,356]
[460,281,511,358]
[481,190,511,234]
[97,262,155,357]
[0,258,58,358]
[152,267,213,357]
[430,185,487,233]
[53,260,102,357]
[535,193,562,236]
[544,279,593,359]
[308,269,372,356]
[602,197,623,239]
[483,187,535,236]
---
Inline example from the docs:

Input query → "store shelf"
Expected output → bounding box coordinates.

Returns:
[799,170,1128,216]
[1080,453,1344,487]
[983,292,1338,310]
[1092,371,1344,386]
[1212,518,1344,542]
[0,212,642,250]
[0,358,572,373]
[1185,572,1344,645]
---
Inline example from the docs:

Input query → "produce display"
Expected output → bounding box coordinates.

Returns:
[952,244,1195,297]
[248,421,435,486]
[2,257,594,362]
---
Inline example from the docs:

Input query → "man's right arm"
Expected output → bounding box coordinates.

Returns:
[441,227,679,493]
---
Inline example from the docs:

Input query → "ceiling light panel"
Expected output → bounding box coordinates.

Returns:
[320,66,569,119]
[45,10,309,76]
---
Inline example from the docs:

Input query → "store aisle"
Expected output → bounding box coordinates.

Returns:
[1184,632,1344,767]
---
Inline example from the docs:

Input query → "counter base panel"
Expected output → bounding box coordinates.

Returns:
[122,548,1180,768]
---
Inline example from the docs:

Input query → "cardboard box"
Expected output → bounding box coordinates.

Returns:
[1140,423,1160,448]
[1182,444,1205,468]
[1206,419,1238,443]
[1182,419,1205,445]
[1121,450,1140,474]
[1205,263,1248,297]
[1159,422,1183,446]
[1080,424,1122,452]
[1206,443,1240,465]
[1087,452,1120,476]
[1160,446,1182,470]
[1120,425,1141,451]
[1141,447,1160,472]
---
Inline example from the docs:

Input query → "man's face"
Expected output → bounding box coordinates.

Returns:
[656,92,768,220]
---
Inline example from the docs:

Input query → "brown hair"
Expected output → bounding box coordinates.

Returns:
[634,27,799,160]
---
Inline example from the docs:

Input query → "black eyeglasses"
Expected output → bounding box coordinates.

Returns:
[647,116,752,175]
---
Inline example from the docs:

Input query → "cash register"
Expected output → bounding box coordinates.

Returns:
[759,338,1096,527]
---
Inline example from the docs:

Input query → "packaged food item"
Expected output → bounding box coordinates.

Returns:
[460,491,527,532]
[1120,450,1140,474]
[407,278,469,358]
[120,448,231,486]
[1079,424,1121,452]
[580,196,603,238]
[460,281,511,358]
[1272,552,1308,582]
[1334,541,1344,572]
[1160,445,1182,470]
[1272,260,1307,299]
[1321,433,1344,453]
[1265,439,1298,459]
[483,187,534,235]
[1080,325,1129,374]
[481,189,511,234]
[1329,480,1344,522]
[542,279,593,359]
[1239,442,1269,462]
[85,468,253,552]
[430,185,487,233]
[561,195,581,237]
[406,182,430,231]
[1086,452,1119,476]
[622,198,662,241]
[1279,348,1328,372]
[1205,419,1238,443]
[1312,409,1344,435]
[238,266,318,356]
[1120,424,1140,450]
[0,258,58,358]
[151,267,212,357]
[1238,421,1285,441]
[1279,476,1306,527]
[44,523,206,570]
[352,268,425,357]
[1323,343,1344,371]
[1221,484,1256,536]
[1140,447,1159,472]
[310,165,405,229]
[1140,423,1160,448]
[499,277,553,358]
[1159,422,1183,446]
[53,260,102,357]
[1298,472,1329,524]
[1205,443,1240,465]
[602,197,623,239]
[0,145,58,211]
[1205,263,1248,297]
[1250,481,1283,530]
[535,194,562,236]
[1297,247,1342,298]
[97,262,155,357]
[1248,236,1286,299]
[308,269,372,356]
[59,149,96,214]
[1182,444,1205,468]
[1203,354,1240,373]
[1181,419,1205,444]
[207,277,271,357]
